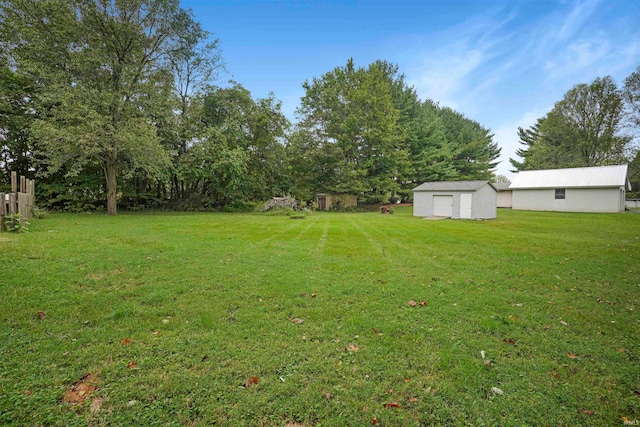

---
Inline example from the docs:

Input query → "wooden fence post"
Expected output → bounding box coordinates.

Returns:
[0,192,5,232]
[8,193,16,230]
[11,171,17,193]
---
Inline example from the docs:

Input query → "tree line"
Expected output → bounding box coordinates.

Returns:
[0,1,500,214]
[1,1,636,213]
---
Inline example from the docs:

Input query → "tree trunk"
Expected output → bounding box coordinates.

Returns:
[106,159,118,215]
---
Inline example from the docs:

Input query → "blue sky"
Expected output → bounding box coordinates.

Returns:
[180,0,640,178]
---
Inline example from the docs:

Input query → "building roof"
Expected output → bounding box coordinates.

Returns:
[413,180,497,192]
[509,165,630,190]
[492,182,511,191]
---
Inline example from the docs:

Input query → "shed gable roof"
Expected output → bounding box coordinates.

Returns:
[492,182,511,191]
[413,180,496,192]
[510,165,629,189]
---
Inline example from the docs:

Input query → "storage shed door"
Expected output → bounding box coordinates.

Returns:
[433,195,453,217]
[460,193,472,219]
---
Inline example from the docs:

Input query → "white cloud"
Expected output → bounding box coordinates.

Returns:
[557,0,602,41]
[410,48,486,109]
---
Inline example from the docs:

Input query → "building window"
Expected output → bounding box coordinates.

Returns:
[555,188,565,199]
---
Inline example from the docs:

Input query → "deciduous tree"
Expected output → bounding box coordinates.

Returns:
[1,0,203,214]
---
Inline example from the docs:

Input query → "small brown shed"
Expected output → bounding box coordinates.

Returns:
[316,194,357,211]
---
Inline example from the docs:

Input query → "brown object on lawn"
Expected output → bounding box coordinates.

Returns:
[61,373,99,404]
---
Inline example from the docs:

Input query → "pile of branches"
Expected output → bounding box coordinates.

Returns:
[263,196,300,211]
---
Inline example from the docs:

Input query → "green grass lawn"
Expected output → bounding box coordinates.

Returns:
[1,207,638,426]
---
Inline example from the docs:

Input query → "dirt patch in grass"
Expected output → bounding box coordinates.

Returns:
[61,373,100,405]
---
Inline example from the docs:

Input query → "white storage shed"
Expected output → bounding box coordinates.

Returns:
[412,181,498,219]
[510,164,630,213]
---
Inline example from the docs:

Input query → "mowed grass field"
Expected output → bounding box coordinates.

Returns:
[0,207,638,426]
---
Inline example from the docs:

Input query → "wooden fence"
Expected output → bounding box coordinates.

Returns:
[1,171,35,231]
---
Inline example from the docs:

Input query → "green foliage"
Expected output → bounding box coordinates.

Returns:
[36,170,105,212]
[0,66,37,179]
[3,212,28,232]
[294,59,407,203]
[292,59,500,205]
[512,75,632,170]
[30,206,46,219]
[623,65,640,130]
[1,0,198,214]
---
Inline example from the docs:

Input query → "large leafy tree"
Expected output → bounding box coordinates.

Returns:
[1,0,204,214]
[511,76,630,170]
[623,66,640,130]
[294,59,407,203]
[0,66,36,181]
[176,83,290,208]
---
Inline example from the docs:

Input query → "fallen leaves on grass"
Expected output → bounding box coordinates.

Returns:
[371,418,379,425]
[504,338,516,345]
[126,361,136,369]
[348,344,360,352]
[409,397,418,402]
[323,392,333,399]
[567,353,577,359]
[384,402,400,408]
[579,409,594,416]
[290,317,304,324]
[407,300,427,307]
[121,338,132,345]
[151,331,160,335]
[61,373,99,405]
[245,376,260,388]
[37,311,45,320]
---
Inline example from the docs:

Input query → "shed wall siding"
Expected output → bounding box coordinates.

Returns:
[413,192,431,217]
[512,187,624,212]
[471,185,497,219]
[497,190,512,208]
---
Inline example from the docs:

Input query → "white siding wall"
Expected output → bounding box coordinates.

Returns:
[512,187,624,212]
[497,190,512,208]
[413,192,431,217]
[471,186,497,219]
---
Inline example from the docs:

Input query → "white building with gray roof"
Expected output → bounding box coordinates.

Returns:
[412,181,498,219]
[509,164,630,213]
